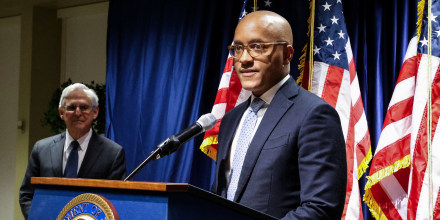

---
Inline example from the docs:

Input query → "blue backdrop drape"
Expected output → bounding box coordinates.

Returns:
[106,0,418,219]
[106,0,245,188]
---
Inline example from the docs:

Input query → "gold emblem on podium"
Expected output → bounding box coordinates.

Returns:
[57,193,119,220]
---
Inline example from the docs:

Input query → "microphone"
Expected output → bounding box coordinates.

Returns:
[124,113,216,181]
[155,113,217,158]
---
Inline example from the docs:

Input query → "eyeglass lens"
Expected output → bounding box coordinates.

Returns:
[64,105,91,112]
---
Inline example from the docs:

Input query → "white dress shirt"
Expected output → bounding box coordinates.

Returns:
[62,128,93,174]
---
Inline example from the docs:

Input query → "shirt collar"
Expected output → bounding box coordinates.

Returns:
[64,129,93,152]
[251,74,290,104]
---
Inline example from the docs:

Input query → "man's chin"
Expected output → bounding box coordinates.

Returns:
[70,123,83,128]
[240,82,259,92]
[69,122,89,130]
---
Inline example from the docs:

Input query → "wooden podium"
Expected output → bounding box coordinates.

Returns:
[29,177,276,219]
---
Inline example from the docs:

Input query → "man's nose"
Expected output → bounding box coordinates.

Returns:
[239,49,253,63]
[73,107,82,115]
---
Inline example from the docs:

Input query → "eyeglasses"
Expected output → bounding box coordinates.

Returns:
[62,105,93,113]
[228,42,288,58]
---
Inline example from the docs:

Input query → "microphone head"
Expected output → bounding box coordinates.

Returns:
[197,113,217,131]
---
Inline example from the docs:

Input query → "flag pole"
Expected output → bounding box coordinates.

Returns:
[308,0,316,91]
[427,0,433,219]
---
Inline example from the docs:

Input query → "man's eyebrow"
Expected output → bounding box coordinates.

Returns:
[233,39,265,45]
[249,39,265,43]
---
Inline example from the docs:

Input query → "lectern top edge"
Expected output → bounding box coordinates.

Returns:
[31,177,190,192]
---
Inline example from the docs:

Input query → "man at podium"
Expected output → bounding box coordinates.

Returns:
[19,83,127,219]
[211,11,347,219]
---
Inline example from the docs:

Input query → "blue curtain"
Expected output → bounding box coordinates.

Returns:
[105,0,245,188]
[106,0,418,218]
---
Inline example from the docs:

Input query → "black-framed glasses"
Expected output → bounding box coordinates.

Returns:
[228,42,288,58]
[62,105,93,113]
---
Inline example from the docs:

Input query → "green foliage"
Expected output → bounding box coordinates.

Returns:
[41,79,106,134]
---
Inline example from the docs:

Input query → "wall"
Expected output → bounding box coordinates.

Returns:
[59,2,108,84]
[0,15,21,220]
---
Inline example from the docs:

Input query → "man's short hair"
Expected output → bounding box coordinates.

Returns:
[58,83,99,108]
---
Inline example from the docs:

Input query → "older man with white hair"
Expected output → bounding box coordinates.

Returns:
[19,83,126,219]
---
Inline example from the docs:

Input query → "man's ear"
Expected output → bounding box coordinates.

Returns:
[92,106,99,120]
[284,45,294,65]
[58,107,64,120]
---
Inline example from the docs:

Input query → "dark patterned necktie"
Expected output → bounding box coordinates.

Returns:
[64,140,79,178]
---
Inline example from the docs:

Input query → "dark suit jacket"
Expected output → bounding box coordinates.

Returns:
[19,131,126,219]
[211,78,347,219]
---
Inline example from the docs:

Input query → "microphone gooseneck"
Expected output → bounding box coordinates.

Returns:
[124,113,217,181]
[156,113,217,158]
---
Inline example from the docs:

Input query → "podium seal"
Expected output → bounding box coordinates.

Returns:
[56,193,119,220]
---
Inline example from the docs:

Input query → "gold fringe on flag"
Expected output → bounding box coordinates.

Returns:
[364,154,411,194]
[297,0,314,86]
[363,189,389,220]
[199,135,218,160]
[417,0,425,41]
[357,147,373,180]
[297,44,308,85]
[363,154,411,219]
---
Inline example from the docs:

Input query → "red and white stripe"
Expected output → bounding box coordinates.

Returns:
[365,33,440,220]
[407,48,440,220]
[307,39,372,220]
[364,36,417,220]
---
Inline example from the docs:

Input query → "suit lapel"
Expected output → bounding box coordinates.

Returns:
[219,101,250,161]
[234,78,299,201]
[51,133,65,177]
[78,131,103,177]
[215,100,249,196]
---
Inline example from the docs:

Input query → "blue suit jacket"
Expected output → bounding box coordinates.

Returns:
[19,131,126,219]
[211,78,347,219]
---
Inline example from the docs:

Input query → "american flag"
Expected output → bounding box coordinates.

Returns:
[364,0,440,219]
[300,0,372,219]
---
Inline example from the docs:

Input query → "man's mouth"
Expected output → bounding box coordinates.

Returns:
[239,69,258,76]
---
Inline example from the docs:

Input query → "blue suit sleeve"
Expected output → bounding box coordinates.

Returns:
[282,103,347,220]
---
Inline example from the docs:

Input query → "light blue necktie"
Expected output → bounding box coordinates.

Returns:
[227,97,265,200]
[64,140,79,178]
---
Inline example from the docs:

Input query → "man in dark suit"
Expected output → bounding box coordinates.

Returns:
[19,83,126,219]
[211,11,347,219]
